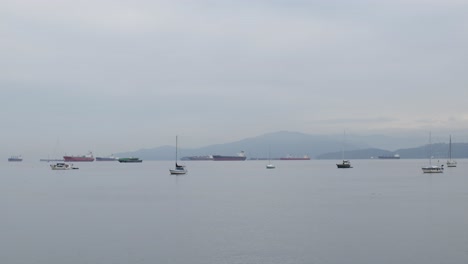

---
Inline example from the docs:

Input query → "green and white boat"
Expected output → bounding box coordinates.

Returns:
[118,157,142,163]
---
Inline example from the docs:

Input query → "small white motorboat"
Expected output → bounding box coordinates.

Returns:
[50,163,78,170]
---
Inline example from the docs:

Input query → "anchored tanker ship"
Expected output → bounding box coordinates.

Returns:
[8,155,23,162]
[96,155,118,161]
[212,151,247,161]
[378,154,400,159]
[63,152,94,162]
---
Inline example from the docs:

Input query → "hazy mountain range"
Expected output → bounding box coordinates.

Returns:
[115,131,468,160]
[316,143,468,159]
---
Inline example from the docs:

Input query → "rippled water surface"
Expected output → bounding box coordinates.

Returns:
[2,159,468,264]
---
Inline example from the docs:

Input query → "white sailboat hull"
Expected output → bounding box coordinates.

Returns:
[170,168,187,174]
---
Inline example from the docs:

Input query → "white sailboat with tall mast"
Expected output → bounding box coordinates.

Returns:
[447,135,457,167]
[336,130,352,168]
[422,132,444,173]
[169,136,187,175]
[266,146,275,169]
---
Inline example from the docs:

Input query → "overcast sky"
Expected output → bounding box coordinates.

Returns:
[1,0,468,158]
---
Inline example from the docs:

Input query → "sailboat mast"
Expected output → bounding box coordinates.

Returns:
[268,145,271,163]
[449,135,452,160]
[429,132,432,165]
[175,135,178,164]
[342,130,346,160]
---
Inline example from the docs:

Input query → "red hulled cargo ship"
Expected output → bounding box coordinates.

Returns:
[63,152,95,162]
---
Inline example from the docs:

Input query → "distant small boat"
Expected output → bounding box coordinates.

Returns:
[50,163,78,170]
[446,160,457,167]
[40,158,64,162]
[64,152,94,162]
[170,136,187,175]
[8,155,23,162]
[337,160,352,169]
[118,157,142,163]
[378,154,400,159]
[212,151,247,161]
[422,132,443,173]
[447,135,457,167]
[96,155,118,161]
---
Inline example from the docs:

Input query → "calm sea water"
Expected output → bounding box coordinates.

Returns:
[2,159,468,264]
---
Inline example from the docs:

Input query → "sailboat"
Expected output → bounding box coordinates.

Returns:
[41,137,65,162]
[266,146,275,169]
[169,136,187,175]
[337,130,352,168]
[447,135,457,167]
[422,132,444,173]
